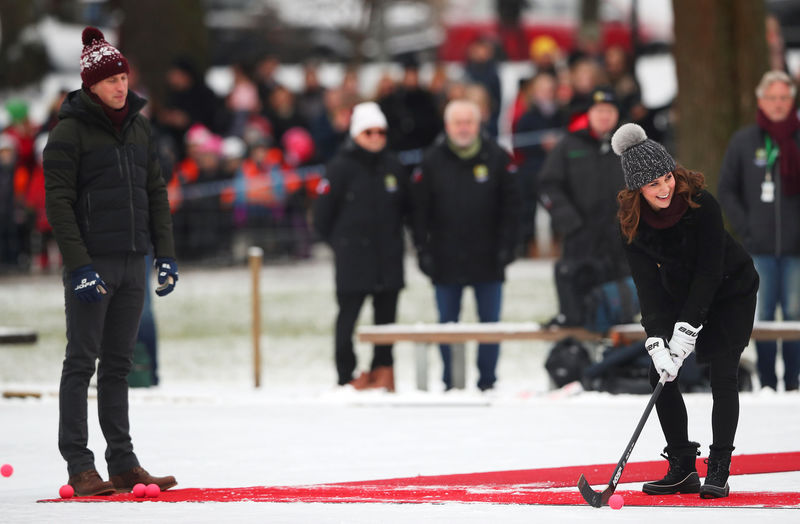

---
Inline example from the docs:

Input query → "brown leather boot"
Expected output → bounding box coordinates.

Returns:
[367,366,395,392]
[68,469,115,496]
[110,466,177,493]
[347,372,371,390]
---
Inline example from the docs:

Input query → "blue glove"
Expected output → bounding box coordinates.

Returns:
[70,265,107,303]
[155,257,178,297]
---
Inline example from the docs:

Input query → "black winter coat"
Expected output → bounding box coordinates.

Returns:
[313,141,410,293]
[623,191,759,363]
[718,124,800,256]
[44,89,175,272]
[539,128,629,279]
[412,135,520,285]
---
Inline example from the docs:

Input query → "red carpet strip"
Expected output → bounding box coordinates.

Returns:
[38,451,800,507]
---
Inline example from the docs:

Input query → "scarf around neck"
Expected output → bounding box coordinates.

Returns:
[757,107,800,195]
[640,192,689,230]
[447,137,482,160]
[84,86,130,131]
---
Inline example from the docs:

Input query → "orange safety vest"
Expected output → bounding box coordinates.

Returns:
[167,158,199,213]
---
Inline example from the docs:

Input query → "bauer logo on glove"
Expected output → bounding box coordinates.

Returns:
[669,322,702,362]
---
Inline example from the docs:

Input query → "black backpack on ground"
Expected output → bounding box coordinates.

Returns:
[544,337,593,388]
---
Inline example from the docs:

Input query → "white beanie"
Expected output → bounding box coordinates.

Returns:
[349,102,387,138]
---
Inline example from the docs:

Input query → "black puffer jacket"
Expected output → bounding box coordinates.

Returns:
[718,124,800,255]
[44,89,174,272]
[313,141,410,293]
[623,191,759,362]
[411,135,520,285]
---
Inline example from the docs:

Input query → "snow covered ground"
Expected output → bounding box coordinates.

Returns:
[1,252,799,523]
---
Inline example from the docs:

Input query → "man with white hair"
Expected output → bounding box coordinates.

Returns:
[313,101,411,392]
[718,70,800,392]
[411,99,520,391]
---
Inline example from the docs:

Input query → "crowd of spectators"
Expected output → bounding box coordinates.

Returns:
[0,36,655,272]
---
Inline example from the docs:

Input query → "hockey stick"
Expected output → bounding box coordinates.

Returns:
[577,372,668,507]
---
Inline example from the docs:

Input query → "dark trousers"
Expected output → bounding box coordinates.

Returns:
[649,349,742,453]
[136,254,158,385]
[435,281,503,390]
[59,253,145,477]
[335,289,399,385]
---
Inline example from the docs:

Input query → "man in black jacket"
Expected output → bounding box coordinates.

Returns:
[412,99,520,391]
[539,87,631,327]
[313,102,410,391]
[44,27,177,496]
[378,59,442,154]
[718,70,800,392]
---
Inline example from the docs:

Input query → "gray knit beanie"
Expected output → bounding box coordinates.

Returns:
[611,123,676,190]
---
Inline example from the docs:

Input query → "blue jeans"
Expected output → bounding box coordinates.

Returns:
[435,281,503,390]
[752,255,800,390]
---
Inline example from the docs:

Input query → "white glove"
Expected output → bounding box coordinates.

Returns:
[646,337,679,382]
[668,322,702,365]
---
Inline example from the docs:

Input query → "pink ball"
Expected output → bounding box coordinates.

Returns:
[132,483,147,497]
[0,464,12,477]
[608,493,625,509]
[144,483,160,498]
[59,484,74,498]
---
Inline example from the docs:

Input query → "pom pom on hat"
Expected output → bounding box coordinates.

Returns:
[80,26,130,87]
[611,122,647,156]
[82,27,105,46]
[612,123,676,190]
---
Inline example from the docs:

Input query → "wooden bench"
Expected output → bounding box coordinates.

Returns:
[356,322,603,391]
[608,321,800,344]
[357,321,800,391]
[0,327,38,345]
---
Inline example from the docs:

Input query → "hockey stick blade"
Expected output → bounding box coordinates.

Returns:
[576,373,668,507]
[577,474,610,507]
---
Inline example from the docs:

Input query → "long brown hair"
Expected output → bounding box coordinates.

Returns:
[617,165,706,243]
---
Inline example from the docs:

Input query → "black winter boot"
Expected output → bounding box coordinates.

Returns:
[642,442,701,495]
[700,446,733,498]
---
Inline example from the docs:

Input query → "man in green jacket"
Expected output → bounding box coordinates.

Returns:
[44,27,178,496]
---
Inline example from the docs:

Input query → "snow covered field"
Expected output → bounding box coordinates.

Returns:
[1,252,799,522]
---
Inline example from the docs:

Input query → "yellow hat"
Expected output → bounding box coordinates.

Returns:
[530,35,559,61]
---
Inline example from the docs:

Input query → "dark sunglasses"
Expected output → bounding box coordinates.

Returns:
[363,128,387,137]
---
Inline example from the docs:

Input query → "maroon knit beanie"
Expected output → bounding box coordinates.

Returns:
[80,27,130,87]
